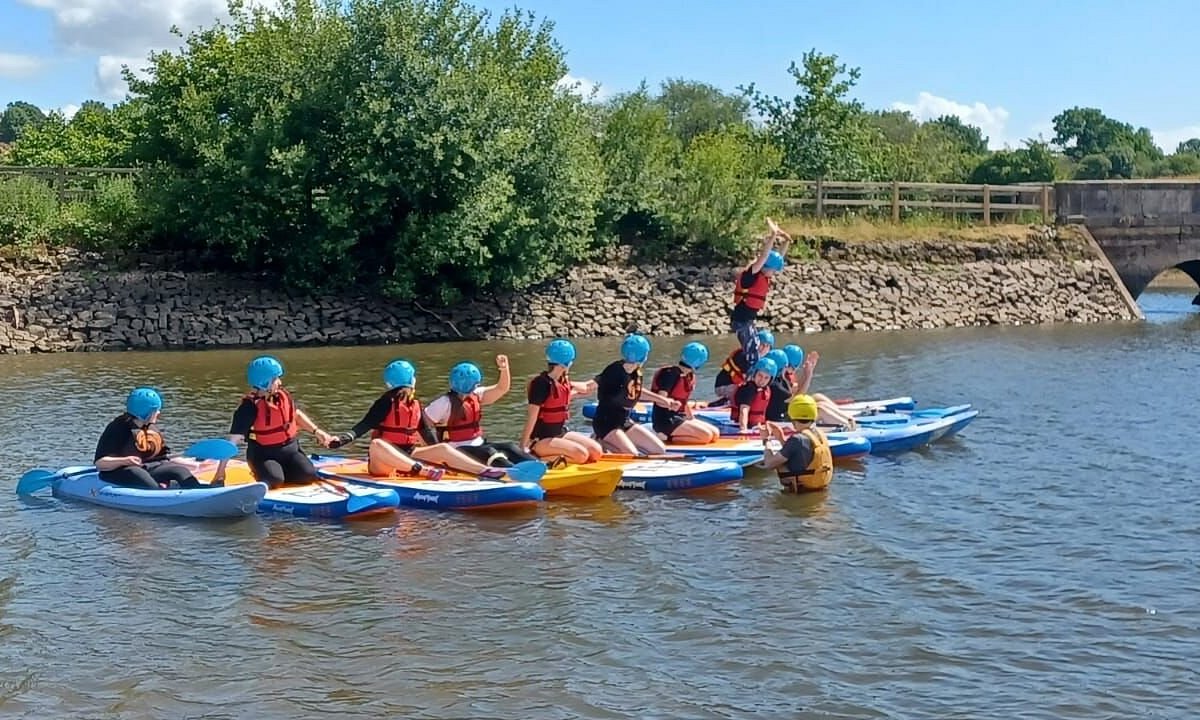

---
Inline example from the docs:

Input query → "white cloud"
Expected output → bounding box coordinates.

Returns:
[891,91,1012,150]
[0,52,46,78]
[19,0,278,98]
[556,73,610,102]
[95,54,148,100]
[1151,126,1200,154]
[56,103,80,119]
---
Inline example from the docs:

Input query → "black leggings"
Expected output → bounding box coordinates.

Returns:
[247,440,317,489]
[458,441,538,467]
[99,460,201,490]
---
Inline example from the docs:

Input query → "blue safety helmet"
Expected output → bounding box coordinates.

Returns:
[546,339,576,367]
[126,387,162,422]
[752,357,778,379]
[247,355,284,391]
[784,344,804,368]
[765,349,789,377]
[680,342,709,370]
[620,334,651,364]
[449,362,483,395]
[763,250,785,273]
[756,328,775,348]
[384,360,416,389]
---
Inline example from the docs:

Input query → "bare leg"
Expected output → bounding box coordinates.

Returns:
[600,429,640,455]
[411,444,491,475]
[816,399,858,429]
[531,437,591,464]
[668,419,719,444]
[368,440,443,478]
[627,424,667,454]
[563,432,604,461]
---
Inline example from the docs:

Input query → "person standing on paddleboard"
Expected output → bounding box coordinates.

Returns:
[760,394,834,493]
[211,356,332,489]
[424,356,541,468]
[94,387,204,490]
[730,217,790,368]
[591,333,681,456]
[325,359,516,480]
[519,339,604,465]
[648,341,719,445]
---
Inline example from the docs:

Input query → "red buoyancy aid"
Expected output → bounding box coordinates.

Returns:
[730,384,771,426]
[372,394,423,446]
[531,372,571,426]
[438,392,482,442]
[783,366,797,388]
[733,270,770,311]
[652,366,695,405]
[720,350,750,386]
[248,388,298,446]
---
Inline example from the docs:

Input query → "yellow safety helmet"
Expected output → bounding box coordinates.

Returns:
[787,394,819,422]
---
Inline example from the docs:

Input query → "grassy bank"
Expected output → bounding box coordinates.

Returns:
[777,215,1038,244]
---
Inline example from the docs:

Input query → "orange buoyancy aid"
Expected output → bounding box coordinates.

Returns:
[652,366,695,405]
[778,428,834,492]
[730,384,771,426]
[733,269,770,311]
[372,394,423,446]
[248,388,298,446]
[720,350,750,386]
[531,372,571,426]
[438,392,482,442]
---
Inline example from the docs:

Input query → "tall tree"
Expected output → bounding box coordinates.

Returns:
[655,78,750,146]
[0,101,47,143]
[742,50,880,180]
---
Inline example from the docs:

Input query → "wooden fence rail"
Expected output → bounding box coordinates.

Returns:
[768,179,1055,225]
[0,165,140,202]
[0,166,1056,223]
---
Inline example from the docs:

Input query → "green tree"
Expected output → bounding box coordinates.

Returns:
[1176,138,1200,155]
[655,78,750,146]
[0,101,47,144]
[595,86,681,243]
[8,100,135,166]
[742,50,879,180]
[968,141,1056,184]
[1051,106,1162,178]
[929,114,989,155]
[1075,153,1113,179]
[126,0,603,303]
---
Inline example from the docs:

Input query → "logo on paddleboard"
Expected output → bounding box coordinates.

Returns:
[412,492,439,504]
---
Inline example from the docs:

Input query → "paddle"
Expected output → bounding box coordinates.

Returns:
[15,438,242,496]
[505,460,547,483]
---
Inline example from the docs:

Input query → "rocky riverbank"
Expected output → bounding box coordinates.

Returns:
[0,225,1138,353]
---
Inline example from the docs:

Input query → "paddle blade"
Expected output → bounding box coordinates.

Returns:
[184,438,239,461]
[16,468,57,495]
[506,460,547,483]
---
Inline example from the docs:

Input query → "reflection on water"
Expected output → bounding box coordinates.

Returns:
[0,290,1197,717]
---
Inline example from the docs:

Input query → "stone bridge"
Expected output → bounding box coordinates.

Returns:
[1056,180,1200,305]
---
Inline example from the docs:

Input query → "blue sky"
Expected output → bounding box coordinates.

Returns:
[2,0,1198,151]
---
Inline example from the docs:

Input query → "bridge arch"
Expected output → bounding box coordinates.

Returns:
[1056,180,1200,306]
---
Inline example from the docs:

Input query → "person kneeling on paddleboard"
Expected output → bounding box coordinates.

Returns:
[648,341,718,445]
[760,394,833,493]
[424,356,540,469]
[212,355,332,489]
[94,387,204,490]
[730,218,790,367]
[784,345,857,431]
[326,360,510,480]
[731,356,777,434]
[709,328,775,407]
[591,333,680,455]
[762,348,796,424]
[519,339,604,465]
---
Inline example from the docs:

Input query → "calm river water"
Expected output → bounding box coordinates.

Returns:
[2,289,1199,719]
